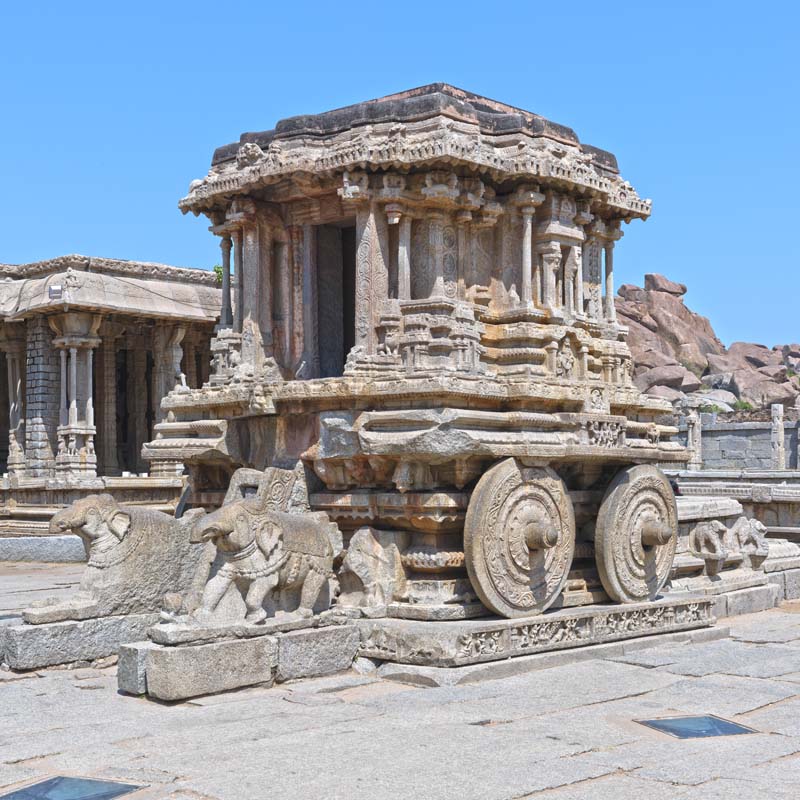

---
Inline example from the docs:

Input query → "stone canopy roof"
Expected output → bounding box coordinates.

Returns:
[180,83,650,220]
[0,255,220,323]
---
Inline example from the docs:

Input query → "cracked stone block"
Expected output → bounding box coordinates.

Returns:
[277,625,360,682]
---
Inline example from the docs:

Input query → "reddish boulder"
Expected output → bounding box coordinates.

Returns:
[644,274,687,296]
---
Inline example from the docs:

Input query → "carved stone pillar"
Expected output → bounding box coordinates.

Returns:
[152,324,186,425]
[512,186,544,307]
[393,208,412,302]
[50,312,101,481]
[428,212,445,298]
[24,316,59,478]
[572,246,584,317]
[301,223,319,377]
[233,229,244,334]
[354,204,373,350]
[582,224,604,322]
[99,336,119,475]
[772,403,786,470]
[183,329,197,389]
[603,221,622,324]
[218,235,233,329]
[520,207,535,305]
[538,242,561,314]
[128,347,150,473]
[687,410,703,471]
[0,326,26,477]
[290,225,305,370]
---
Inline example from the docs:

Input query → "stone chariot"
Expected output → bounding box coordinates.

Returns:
[147,84,688,628]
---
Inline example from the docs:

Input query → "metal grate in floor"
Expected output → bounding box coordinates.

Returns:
[637,714,756,739]
[0,776,140,799]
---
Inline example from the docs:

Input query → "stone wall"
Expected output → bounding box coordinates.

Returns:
[24,317,60,477]
[678,414,800,470]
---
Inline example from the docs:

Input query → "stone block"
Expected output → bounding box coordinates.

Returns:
[117,641,161,695]
[1,613,158,670]
[721,584,782,618]
[783,569,800,600]
[0,535,86,563]
[767,572,786,600]
[358,597,714,667]
[142,636,278,701]
[277,625,360,682]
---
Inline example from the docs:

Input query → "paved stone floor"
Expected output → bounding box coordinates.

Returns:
[0,562,83,619]
[2,569,800,799]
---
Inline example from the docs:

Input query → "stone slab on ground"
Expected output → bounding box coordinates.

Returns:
[277,625,360,682]
[121,624,362,700]
[358,596,715,667]
[0,535,85,562]
[376,624,729,687]
[125,636,279,701]
[0,613,158,670]
[3,605,800,799]
[715,583,782,618]
[769,567,800,601]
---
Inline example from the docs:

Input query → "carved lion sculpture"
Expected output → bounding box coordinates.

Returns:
[23,494,204,624]
[191,499,340,624]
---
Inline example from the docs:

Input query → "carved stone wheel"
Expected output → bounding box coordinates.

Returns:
[594,464,678,603]
[464,458,575,618]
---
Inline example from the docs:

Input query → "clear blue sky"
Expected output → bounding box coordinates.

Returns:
[2,1,797,347]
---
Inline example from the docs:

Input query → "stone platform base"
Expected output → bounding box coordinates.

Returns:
[357,597,715,667]
[376,624,730,687]
[118,624,361,701]
[0,613,159,670]
[0,534,86,563]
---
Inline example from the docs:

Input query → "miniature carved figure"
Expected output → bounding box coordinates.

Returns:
[690,519,729,577]
[731,516,770,570]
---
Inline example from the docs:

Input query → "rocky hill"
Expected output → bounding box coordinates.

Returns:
[617,274,800,413]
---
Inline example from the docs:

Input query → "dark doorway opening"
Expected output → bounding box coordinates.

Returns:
[316,223,356,378]
[116,348,131,472]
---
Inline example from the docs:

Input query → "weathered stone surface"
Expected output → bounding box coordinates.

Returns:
[22,497,204,624]
[729,341,783,369]
[117,640,160,695]
[634,364,691,392]
[142,636,279,701]
[276,625,360,682]
[1,613,158,670]
[699,388,738,407]
[377,624,729,687]
[357,597,714,667]
[646,384,685,402]
[784,568,800,599]
[720,583,782,617]
[618,276,800,412]
[644,273,687,295]
[0,534,85,562]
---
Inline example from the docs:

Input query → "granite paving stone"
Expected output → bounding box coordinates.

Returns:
[1,605,800,798]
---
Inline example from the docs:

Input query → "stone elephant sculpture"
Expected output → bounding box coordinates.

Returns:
[23,494,204,624]
[191,498,341,624]
[690,519,729,577]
